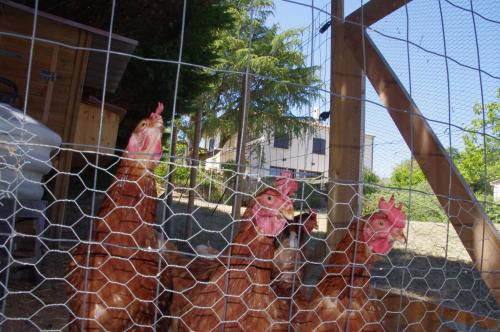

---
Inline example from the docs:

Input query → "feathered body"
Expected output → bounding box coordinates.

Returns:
[271,210,317,297]
[292,196,407,332]
[66,103,165,331]
[167,182,296,332]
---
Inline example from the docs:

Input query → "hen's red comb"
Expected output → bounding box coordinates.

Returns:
[378,195,406,228]
[276,170,298,196]
[155,102,164,115]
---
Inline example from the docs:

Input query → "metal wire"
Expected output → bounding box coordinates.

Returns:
[0,0,498,331]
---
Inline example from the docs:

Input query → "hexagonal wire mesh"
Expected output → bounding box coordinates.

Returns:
[0,0,499,331]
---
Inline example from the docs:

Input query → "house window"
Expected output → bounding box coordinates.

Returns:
[274,134,290,149]
[313,138,326,155]
[208,138,215,152]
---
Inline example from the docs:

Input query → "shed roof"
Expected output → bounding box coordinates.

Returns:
[0,0,138,93]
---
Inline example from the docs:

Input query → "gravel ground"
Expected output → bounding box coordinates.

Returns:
[1,192,498,330]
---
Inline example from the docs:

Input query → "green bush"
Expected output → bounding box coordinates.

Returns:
[476,193,499,223]
[390,160,426,188]
[195,171,229,203]
[173,166,191,186]
[363,170,381,195]
[363,182,499,223]
[154,163,190,186]
[362,182,447,222]
[153,162,169,186]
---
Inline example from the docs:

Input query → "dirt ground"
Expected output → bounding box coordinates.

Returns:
[1,192,499,331]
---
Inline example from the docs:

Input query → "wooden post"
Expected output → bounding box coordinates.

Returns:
[344,27,499,304]
[327,0,365,250]
[346,0,412,27]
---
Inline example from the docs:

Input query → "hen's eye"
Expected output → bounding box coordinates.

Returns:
[267,195,273,201]
[378,220,384,226]
[141,122,146,127]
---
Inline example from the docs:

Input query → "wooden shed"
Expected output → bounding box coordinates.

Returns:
[0,0,137,224]
[73,96,127,152]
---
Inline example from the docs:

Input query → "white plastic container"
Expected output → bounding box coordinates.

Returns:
[0,103,62,200]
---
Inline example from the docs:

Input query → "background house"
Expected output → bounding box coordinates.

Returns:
[203,122,375,179]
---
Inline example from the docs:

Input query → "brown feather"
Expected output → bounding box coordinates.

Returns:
[292,217,385,332]
[271,211,315,298]
[66,159,162,331]
[167,190,292,332]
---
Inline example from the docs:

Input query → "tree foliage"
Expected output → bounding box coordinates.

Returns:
[200,0,322,146]
[363,170,381,195]
[456,89,500,193]
[390,160,426,188]
[363,182,447,223]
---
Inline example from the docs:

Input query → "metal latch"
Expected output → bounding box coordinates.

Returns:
[40,70,57,82]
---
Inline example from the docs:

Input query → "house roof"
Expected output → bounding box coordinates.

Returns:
[1,0,138,93]
[490,179,500,185]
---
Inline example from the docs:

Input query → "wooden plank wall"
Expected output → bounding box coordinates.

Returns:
[73,102,124,153]
[51,30,91,230]
[0,5,92,231]
[0,6,85,131]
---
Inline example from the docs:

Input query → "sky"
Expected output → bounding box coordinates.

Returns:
[268,0,499,178]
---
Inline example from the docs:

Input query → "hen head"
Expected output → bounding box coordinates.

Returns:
[250,173,297,237]
[251,188,295,237]
[362,195,407,254]
[125,102,164,162]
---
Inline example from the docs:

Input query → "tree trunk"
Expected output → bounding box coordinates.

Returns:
[165,125,178,217]
[185,109,202,238]
[231,74,251,221]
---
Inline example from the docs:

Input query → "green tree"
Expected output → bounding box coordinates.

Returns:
[191,1,321,220]
[200,0,321,146]
[390,159,426,188]
[456,89,500,193]
[363,170,380,195]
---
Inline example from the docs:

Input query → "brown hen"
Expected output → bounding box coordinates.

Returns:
[271,210,317,298]
[166,177,297,332]
[292,195,407,332]
[65,103,165,331]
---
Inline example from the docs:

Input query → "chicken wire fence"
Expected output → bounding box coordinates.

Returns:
[0,0,499,331]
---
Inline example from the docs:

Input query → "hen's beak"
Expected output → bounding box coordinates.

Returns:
[280,204,294,221]
[392,228,407,244]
